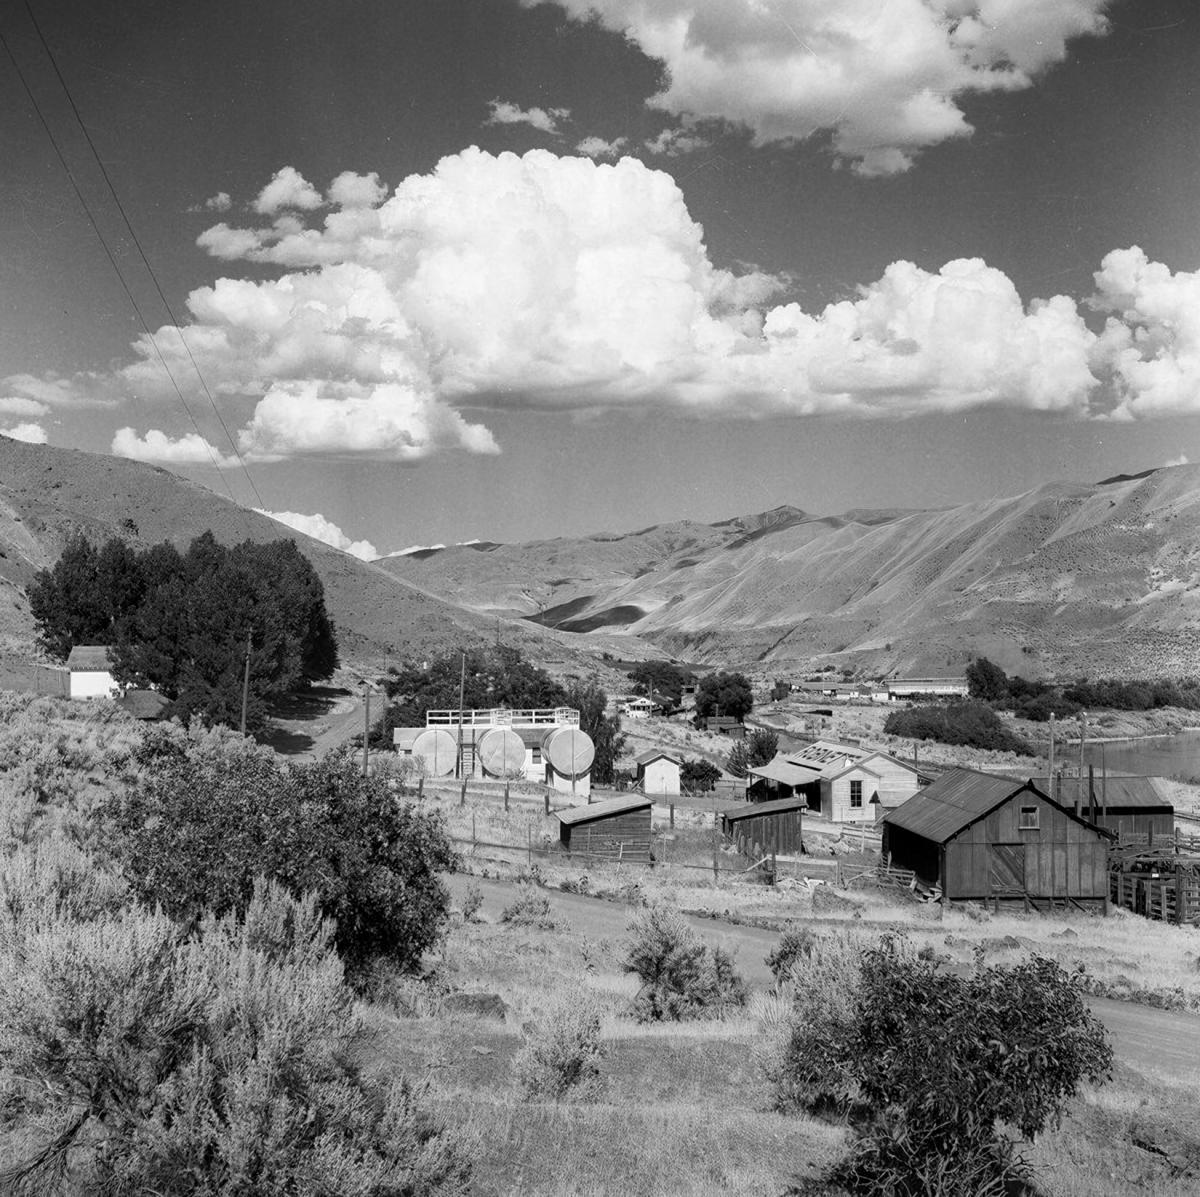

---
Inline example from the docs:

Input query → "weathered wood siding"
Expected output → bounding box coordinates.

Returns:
[883,824,942,887]
[560,809,652,860]
[870,756,923,812]
[722,809,805,856]
[1092,810,1174,844]
[944,792,1107,902]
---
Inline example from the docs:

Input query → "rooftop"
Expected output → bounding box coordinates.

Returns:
[426,707,579,728]
[555,793,653,826]
[884,768,1035,842]
[66,645,113,671]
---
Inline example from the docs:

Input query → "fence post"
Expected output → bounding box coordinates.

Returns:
[712,840,719,886]
[527,823,532,868]
[669,802,675,829]
[771,850,777,887]
[460,779,467,807]
[417,776,424,800]
[544,789,550,816]
[472,812,476,848]
[504,782,510,812]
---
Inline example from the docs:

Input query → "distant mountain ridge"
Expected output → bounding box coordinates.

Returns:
[0,437,572,672]
[377,466,1200,678]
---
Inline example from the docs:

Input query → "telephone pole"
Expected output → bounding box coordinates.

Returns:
[239,630,252,735]
[362,681,371,777]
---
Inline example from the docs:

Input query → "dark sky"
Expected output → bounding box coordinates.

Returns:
[2,0,1199,555]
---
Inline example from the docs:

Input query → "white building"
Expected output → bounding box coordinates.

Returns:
[635,749,681,797]
[621,696,655,719]
[885,677,969,701]
[393,706,594,797]
[66,645,117,700]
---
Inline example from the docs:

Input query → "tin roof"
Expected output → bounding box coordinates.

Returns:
[66,645,113,670]
[635,748,681,766]
[722,795,809,820]
[884,768,1038,843]
[555,793,653,826]
[748,755,821,786]
[1031,776,1173,811]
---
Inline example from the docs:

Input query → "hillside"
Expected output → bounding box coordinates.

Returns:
[0,436,594,675]
[378,465,1200,678]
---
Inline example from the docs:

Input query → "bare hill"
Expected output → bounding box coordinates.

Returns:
[379,467,1200,678]
[0,436,571,673]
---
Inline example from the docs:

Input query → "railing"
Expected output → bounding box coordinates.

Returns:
[425,707,579,728]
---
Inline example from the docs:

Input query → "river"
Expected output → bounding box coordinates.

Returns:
[1077,729,1200,783]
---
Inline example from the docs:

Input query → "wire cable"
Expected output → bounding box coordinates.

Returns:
[21,2,266,509]
[0,29,241,502]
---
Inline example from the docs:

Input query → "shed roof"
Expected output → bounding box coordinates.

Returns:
[66,645,113,670]
[748,755,821,787]
[555,793,653,826]
[635,748,681,766]
[1031,775,1173,811]
[723,795,809,820]
[884,768,1038,842]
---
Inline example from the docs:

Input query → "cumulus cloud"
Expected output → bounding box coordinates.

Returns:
[530,0,1112,173]
[1089,247,1200,420]
[643,126,711,156]
[485,99,570,135]
[205,191,232,211]
[327,170,387,208]
[575,135,629,158]
[254,509,378,560]
[254,166,324,214]
[111,427,241,468]
[0,396,48,418]
[1164,454,1189,467]
[1,423,47,444]
[2,372,118,409]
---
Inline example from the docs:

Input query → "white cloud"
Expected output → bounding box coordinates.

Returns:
[253,166,323,214]
[111,427,241,468]
[485,99,570,135]
[205,191,232,212]
[1164,454,1189,467]
[2,372,118,409]
[643,126,711,156]
[254,509,378,560]
[575,135,629,158]
[0,396,48,417]
[327,170,387,208]
[1090,247,1200,420]
[531,0,1112,173]
[1,422,47,444]
[382,539,481,558]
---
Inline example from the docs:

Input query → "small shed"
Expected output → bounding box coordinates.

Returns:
[66,645,116,700]
[883,768,1112,910]
[556,793,653,861]
[1034,775,1174,846]
[721,795,806,857]
[698,715,746,738]
[636,749,681,797]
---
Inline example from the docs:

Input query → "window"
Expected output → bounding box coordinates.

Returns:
[1019,805,1039,830]
[850,780,863,808]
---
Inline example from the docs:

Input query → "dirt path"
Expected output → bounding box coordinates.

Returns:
[446,874,1200,1077]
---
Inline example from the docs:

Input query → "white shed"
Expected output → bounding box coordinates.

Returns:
[66,645,117,700]
[635,749,682,797]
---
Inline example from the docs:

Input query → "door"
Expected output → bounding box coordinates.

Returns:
[989,844,1026,895]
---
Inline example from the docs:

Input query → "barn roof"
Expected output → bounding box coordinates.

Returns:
[723,795,809,820]
[884,768,1040,842]
[635,748,681,766]
[1031,775,1173,811]
[66,645,113,670]
[555,793,653,826]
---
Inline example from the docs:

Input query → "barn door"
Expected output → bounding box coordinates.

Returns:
[989,844,1026,894]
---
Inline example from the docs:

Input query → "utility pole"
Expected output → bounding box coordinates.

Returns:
[1047,713,1055,803]
[456,651,466,780]
[239,630,252,736]
[362,682,371,777]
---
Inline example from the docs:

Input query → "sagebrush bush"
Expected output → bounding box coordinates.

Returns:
[765,928,818,985]
[625,904,747,1022]
[501,885,556,929]
[0,871,469,1195]
[513,995,607,1101]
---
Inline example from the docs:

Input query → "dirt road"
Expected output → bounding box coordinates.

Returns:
[446,874,1200,1078]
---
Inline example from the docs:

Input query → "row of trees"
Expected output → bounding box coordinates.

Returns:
[380,646,625,784]
[28,532,339,729]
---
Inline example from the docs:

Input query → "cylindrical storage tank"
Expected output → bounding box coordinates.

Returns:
[411,728,457,777]
[477,726,526,779]
[542,726,594,779]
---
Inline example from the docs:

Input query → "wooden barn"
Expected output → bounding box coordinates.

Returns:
[883,768,1112,911]
[722,796,806,857]
[556,794,653,861]
[1032,775,1174,846]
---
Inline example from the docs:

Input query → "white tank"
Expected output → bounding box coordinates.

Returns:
[542,726,595,778]
[411,728,457,777]
[477,726,526,779]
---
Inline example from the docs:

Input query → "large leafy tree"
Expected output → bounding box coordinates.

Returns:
[627,660,692,703]
[695,671,754,721]
[28,532,339,730]
[725,727,779,778]
[965,655,1009,703]
[562,678,625,786]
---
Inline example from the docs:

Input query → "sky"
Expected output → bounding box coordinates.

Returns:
[3,0,1200,560]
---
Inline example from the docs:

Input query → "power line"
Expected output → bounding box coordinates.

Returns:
[0,29,239,503]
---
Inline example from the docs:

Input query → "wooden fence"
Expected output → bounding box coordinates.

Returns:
[1109,865,1200,925]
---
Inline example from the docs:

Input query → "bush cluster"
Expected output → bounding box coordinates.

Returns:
[883,700,1033,754]
[625,904,747,1021]
[513,995,607,1101]
[500,884,556,930]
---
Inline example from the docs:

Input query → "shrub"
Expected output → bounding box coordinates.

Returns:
[883,701,1033,754]
[513,995,607,1101]
[501,885,556,929]
[680,757,721,793]
[103,737,456,985]
[765,927,818,985]
[625,904,747,1021]
[773,935,1113,1195]
[461,882,484,922]
[0,870,469,1195]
